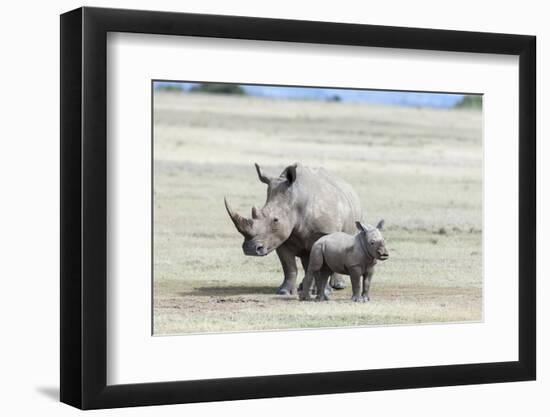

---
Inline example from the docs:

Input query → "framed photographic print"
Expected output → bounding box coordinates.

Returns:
[60,6,536,409]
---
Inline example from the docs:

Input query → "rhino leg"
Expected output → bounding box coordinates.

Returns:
[297,255,310,295]
[312,282,333,298]
[330,273,347,290]
[275,246,298,295]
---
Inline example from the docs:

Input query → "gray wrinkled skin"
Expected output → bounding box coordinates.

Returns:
[224,163,362,295]
[299,220,389,302]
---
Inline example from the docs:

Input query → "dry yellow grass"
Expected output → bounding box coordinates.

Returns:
[153,91,483,335]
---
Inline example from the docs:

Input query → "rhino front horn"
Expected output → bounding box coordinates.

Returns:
[224,197,253,234]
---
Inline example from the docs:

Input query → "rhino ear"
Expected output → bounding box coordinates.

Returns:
[376,219,385,230]
[285,163,298,184]
[355,221,367,233]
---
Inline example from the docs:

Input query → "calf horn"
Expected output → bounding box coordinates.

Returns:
[224,197,253,234]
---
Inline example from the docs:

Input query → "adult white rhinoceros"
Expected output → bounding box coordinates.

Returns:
[224,162,362,295]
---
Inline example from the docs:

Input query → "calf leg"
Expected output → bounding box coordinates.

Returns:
[350,268,364,302]
[299,255,332,297]
[275,246,298,295]
[315,268,332,302]
[361,267,374,301]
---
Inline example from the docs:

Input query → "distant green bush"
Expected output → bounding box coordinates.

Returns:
[156,84,182,92]
[455,95,482,109]
[190,83,246,95]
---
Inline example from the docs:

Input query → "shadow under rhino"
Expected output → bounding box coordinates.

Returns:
[180,285,276,297]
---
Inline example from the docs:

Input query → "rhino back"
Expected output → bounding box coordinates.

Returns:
[289,165,362,249]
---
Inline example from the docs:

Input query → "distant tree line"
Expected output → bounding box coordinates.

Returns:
[156,83,247,95]
[190,83,246,95]
[156,84,182,92]
[455,95,482,109]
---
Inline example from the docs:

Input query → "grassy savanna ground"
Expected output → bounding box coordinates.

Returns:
[153,91,482,335]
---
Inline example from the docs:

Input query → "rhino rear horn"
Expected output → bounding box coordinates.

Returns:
[251,206,262,219]
[255,163,273,184]
[224,197,253,234]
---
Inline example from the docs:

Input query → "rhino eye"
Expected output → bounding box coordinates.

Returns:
[273,218,279,223]
[369,240,375,245]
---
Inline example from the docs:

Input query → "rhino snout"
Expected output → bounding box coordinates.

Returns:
[377,248,389,260]
[243,240,268,256]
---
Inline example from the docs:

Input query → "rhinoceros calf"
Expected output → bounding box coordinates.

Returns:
[224,163,362,295]
[300,220,388,302]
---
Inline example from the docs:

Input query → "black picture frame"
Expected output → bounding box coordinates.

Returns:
[60,6,536,410]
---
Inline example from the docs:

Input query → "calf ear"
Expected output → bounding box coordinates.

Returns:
[284,163,298,184]
[355,221,367,233]
[255,163,272,184]
[376,219,385,230]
